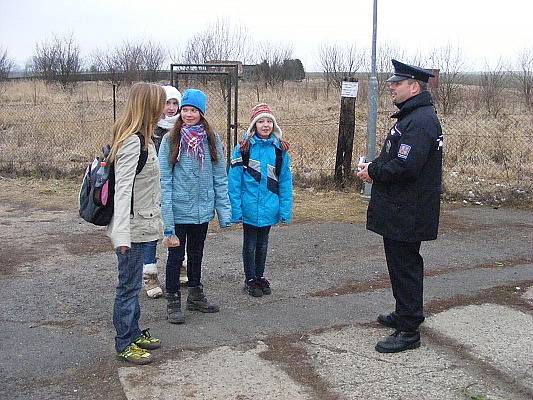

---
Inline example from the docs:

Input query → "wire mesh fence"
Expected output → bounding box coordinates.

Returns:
[0,79,531,204]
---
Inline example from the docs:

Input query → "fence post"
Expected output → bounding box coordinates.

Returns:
[334,77,358,186]
[112,84,116,122]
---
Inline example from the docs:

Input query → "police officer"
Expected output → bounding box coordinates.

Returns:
[357,59,443,353]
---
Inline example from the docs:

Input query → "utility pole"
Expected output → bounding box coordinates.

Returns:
[363,0,378,198]
[334,77,358,187]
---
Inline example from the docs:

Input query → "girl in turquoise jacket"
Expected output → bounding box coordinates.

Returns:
[228,103,293,298]
[159,89,231,323]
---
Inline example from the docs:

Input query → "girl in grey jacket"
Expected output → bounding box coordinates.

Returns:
[159,89,231,324]
[106,82,166,365]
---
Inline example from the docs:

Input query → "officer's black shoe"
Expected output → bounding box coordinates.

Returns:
[375,330,420,353]
[377,313,398,329]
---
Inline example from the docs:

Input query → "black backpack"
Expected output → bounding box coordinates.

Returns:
[79,133,148,226]
[241,146,283,178]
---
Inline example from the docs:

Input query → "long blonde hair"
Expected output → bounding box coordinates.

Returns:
[109,82,165,160]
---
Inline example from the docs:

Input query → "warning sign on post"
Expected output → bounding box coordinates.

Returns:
[341,81,359,98]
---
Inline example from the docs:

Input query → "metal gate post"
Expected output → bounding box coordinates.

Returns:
[226,74,232,165]
[233,66,239,147]
[169,63,240,164]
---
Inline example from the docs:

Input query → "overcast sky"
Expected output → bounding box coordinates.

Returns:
[2,0,532,71]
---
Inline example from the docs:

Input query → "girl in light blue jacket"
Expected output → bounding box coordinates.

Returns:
[228,103,293,298]
[159,89,231,323]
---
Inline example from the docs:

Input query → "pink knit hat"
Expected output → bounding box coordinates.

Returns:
[245,103,282,139]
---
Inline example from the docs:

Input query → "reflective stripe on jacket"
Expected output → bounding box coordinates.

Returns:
[228,134,293,227]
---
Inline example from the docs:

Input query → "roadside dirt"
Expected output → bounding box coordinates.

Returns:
[1,175,531,400]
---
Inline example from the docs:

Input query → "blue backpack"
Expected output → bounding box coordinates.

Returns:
[79,133,148,226]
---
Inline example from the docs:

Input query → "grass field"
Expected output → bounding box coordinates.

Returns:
[0,78,531,206]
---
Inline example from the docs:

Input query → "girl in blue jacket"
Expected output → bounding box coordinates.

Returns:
[228,103,293,297]
[159,89,232,323]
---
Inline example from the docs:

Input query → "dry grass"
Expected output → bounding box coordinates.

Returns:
[0,78,532,205]
[0,175,367,223]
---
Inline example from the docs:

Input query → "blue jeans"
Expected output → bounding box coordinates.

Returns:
[113,243,143,353]
[141,240,157,265]
[166,223,208,293]
[242,223,271,282]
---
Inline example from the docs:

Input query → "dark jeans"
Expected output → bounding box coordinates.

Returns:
[242,223,271,282]
[141,240,157,265]
[113,243,143,353]
[166,223,209,293]
[383,237,425,332]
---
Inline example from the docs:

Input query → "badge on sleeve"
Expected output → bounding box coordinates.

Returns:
[436,134,443,150]
[398,144,411,159]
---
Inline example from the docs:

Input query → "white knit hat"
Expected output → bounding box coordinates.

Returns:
[245,103,282,140]
[162,85,182,106]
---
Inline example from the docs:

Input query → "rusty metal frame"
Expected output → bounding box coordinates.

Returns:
[170,63,239,165]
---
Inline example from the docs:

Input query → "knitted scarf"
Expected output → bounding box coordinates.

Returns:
[157,114,179,130]
[178,123,207,168]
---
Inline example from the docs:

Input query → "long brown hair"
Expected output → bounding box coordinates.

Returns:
[168,114,218,166]
[109,82,165,161]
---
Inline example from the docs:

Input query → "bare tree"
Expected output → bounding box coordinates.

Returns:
[93,39,166,83]
[427,44,465,115]
[375,44,404,106]
[141,40,166,81]
[249,42,293,91]
[180,19,251,64]
[32,34,82,88]
[318,43,366,96]
[0,47,14,80]
[478,59,508,117]
[514,48,533,111]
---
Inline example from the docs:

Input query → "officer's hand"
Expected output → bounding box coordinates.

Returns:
[357,162,372,183]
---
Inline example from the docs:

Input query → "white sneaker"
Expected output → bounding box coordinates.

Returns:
[179,264,188,285]
[144,273,163,298]
[142,263,163,298]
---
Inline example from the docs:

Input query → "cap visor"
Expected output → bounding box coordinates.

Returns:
[386,74,408,83]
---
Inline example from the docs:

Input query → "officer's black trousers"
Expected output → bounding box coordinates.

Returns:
[383,238,425,332]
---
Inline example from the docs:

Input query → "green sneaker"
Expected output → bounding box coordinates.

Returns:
[116,343,152,365]
[134,329,161,350]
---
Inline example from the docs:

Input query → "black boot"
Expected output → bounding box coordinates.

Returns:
[166,292,184,324]
[186,285,220,313]
[375,330,420,353]
[377,312,398,329]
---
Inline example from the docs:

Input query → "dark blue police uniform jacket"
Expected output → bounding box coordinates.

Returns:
[367,91,443,243]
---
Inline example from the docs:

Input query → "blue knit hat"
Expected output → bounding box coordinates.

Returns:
[180,89,207,114]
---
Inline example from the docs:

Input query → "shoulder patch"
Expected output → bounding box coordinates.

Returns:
[437,134,443,150]
[398,144,411,159]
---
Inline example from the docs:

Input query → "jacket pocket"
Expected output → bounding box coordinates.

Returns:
[174,192,190,201]
[132,207,161,236]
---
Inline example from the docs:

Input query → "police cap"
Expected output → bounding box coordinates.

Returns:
[386,59,434,83]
